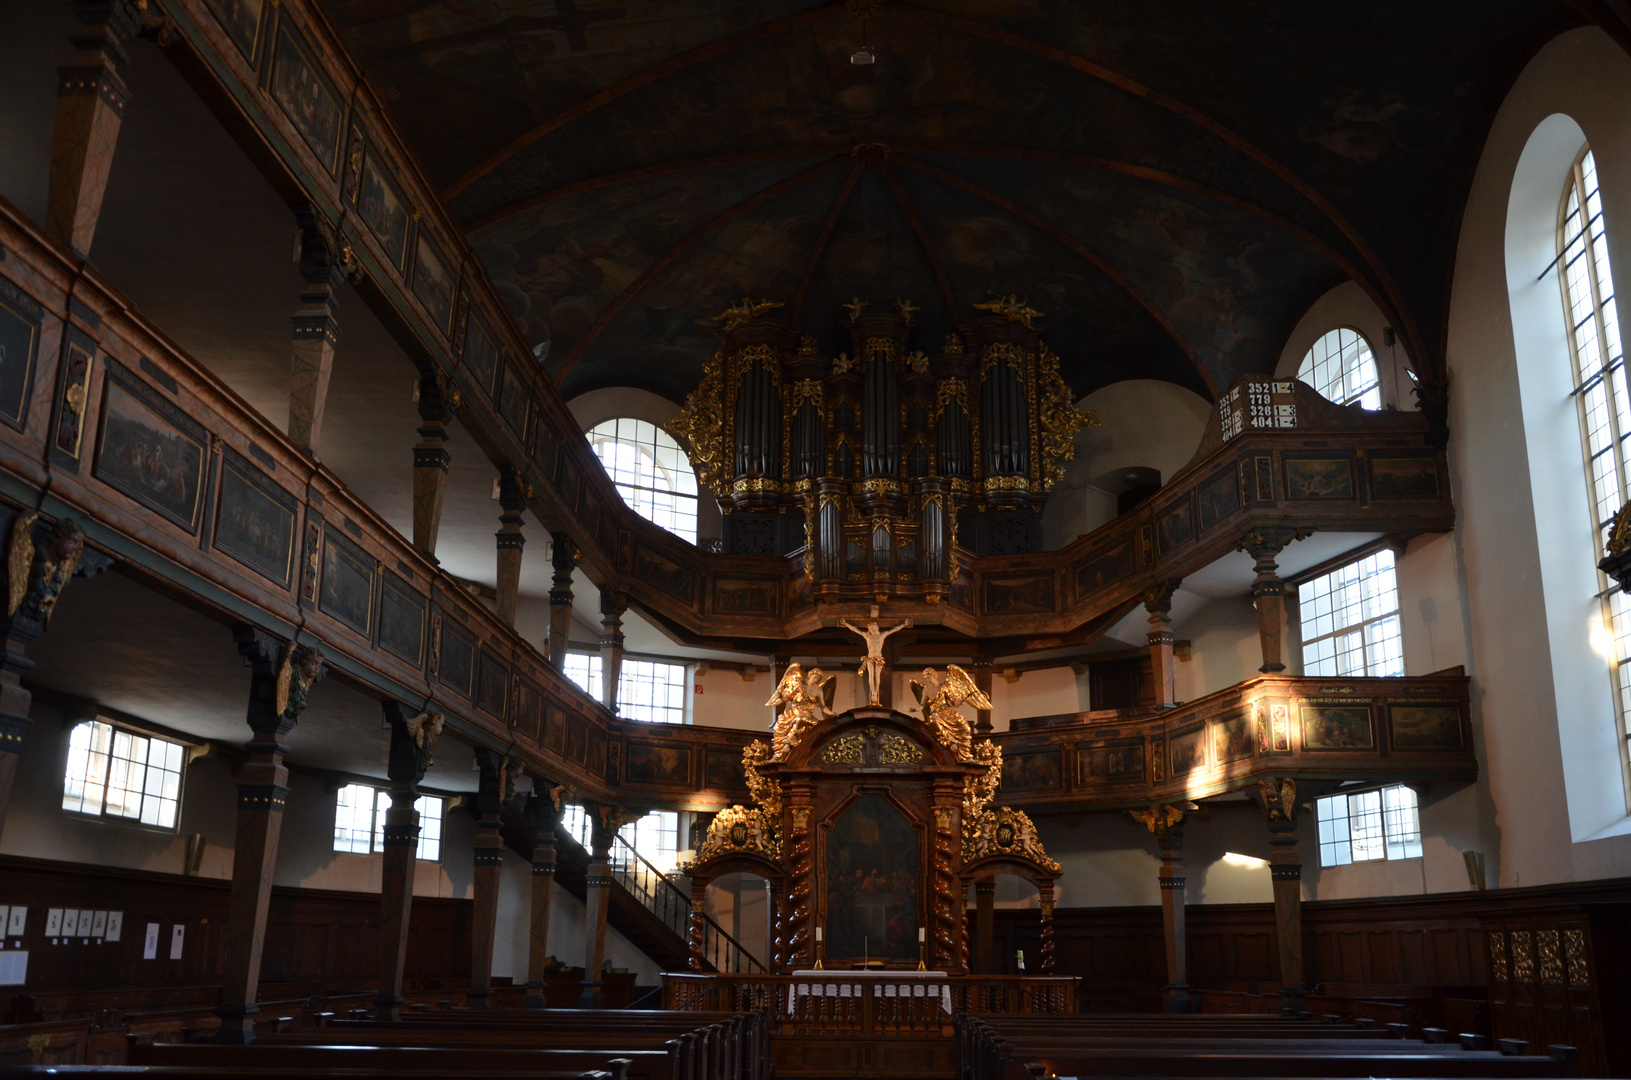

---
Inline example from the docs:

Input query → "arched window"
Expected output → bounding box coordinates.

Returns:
[1298,328,1381,409]
[587,417,698,543]
[1559,147,1631,725]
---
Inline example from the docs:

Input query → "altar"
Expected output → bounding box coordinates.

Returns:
[665,662,1077,1077]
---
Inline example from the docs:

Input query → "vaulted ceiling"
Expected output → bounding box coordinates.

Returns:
[323,0,1584,404]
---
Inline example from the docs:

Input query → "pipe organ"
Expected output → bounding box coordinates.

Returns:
[668,297,1097,599]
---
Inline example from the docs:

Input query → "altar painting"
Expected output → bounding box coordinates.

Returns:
[825,793,919,961]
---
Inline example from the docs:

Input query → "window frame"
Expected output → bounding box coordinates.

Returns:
[1557,144,1631,805]
[1297,327,1382,410]
[586,417,700,544]
[61,718,189,832]
[1316,784,1424,868]
[1295,547,1405,679]
[331,781,445,863]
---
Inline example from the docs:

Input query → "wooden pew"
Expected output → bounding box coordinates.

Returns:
[0,1068,617,1080]
[131,1043,663,1080]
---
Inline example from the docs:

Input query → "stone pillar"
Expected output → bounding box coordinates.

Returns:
[1257,778,1306,1015]
[495,467,527,627]
[217,631,324,1043]
[287,206,346,453]
[47,0,140,256]
[599,589,625,713]
[467,748,511,1008]
[580,804,632,1006]
[1245,530,1297,674]
[1132,805,1191,1013]
[0,515,105,837]
[974,877,995,973]
[522,786,563,1008]
[969,655,994,736]
[1142,580,1181,708]
[376,703,441,1019]
[547,533,575,669]
[412,375,455,559]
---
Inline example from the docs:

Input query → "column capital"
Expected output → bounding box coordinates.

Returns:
[1253,776,1301,836]
[550,532,577,583]
[416,373,456,429]
[1141,578,1181,615]
[587,801,636,857]
[233,628,323,744]
[292,203,350,295]
[1130,802,1192,847]
[383,700,443,786]
[1240,527,1307,566]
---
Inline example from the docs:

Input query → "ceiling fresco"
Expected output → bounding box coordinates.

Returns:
[322,0,1585,403]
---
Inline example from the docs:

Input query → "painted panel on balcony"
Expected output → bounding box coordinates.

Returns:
[1000,749,1063,792]
[498,362,530,441]
[462,315,498,398]
[376,571,425,667]
[706,747,743,789]
[477,649,508,718]
[543,704,566,754]
[0,276,41,431]
[1301,703,1375,750]
[94,363,207,532]
[1074,740,1145,785]
[1389,703,1465,749]
[635,544,695,602]
[513,679,542,742]
[202,0,264,57]
[354,147,410,272]
[983,573,1054,615]
[1212,707,1256,765]
[626,741,691,786]
[412,234,457,336]
[319,526,375,636]
[714,576,776,614]
[1370,454,1442,500]
[1073,538,1134,598]
[1284,456,1355,500]
[269,19,344,176]
[437,615,475,698]
[1156,499,1194,554]
[1167,725,1206,779]
[213,448,296,587]
[1197,467,1241,532]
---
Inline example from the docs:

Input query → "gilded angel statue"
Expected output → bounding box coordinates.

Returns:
[911,664,992,761]
[766,662,834,759]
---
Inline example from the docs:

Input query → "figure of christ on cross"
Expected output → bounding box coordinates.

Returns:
[839,605,913,707]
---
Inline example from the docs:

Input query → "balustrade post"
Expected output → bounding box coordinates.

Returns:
[47,0,141,256]
[217,630,324,1043]
[412,375,454,558]
[580,803,633,1006]
[376,701,440,1019]
[468,748,512,1008]
[599,589,625,712]
[494,467,527,627]
[1245,529,1299,674]
[287,205,346,453]
[1142,579,1182,708]
[523,786,563,1008]
[547,533,575,669]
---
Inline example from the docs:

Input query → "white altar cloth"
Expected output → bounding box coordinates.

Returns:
[787,970,952,1014]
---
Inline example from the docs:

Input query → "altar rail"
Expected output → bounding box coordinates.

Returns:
[661,974,1078,1037]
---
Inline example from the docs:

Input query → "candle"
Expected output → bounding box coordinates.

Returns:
[918,927,926,943]
[815,926,823,942]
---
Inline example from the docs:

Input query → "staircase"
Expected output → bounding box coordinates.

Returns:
[545,820,765,976]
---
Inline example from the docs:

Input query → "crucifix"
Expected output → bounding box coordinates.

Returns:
[839,605,912,707]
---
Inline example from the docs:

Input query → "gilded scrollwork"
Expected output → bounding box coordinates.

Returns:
[973,294,1044,329]
[692,804,780,866]
[821,733,864,764]
[1036,344,1099,490]
[742,739,782,821]
[962,738,1002,823]
[878,732,923,764]
[665,351,730,493]
[979,341,1027,378]
[963,806,1061,874]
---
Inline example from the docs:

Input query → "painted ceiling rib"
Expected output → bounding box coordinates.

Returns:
[876,162,959,323]
[550,155,850,388]
[462,147,855,236]
[440,2,840,204]
[894,156,1218,398]
[789,160,866,324]
[895,1,1429,377]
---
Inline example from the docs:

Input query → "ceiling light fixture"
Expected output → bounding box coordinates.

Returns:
[848,0,880,66]
[850,46,875,66]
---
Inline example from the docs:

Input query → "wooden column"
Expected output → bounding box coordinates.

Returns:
[1132,805,1191,1013]
[412,375,454,559]
[522,787,563,1009]
[376,703,440,1019]
[1142,579,1181,708]
[969,654,994,736]
[287,206,345,453]
[974,877,995,974]
[1245,529,1298,674]
[1257,778,1307,1015]
[784,783,816,968]
[547,533,575,669]
[47,0,140,256]
[579,804,631,1006]
[599,589,625,713]
[217,630,324,1043]
[688,877,708,972]
[495,467,527,627]
[467,748,509,1008]
[1038,881,1056,974]
[0,514,105,837]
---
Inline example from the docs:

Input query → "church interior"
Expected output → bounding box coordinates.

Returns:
[3,0,1631,1076]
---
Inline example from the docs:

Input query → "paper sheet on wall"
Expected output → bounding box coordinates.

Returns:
[62,909,78,936]
[169,924,184,960]
[91,910,107,938]
[106,911,122,942]
[45,908,62,936]
[7,907,24,936]
[143,922,159,959]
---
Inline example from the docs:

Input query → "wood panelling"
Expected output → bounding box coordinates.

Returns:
[0,855,468,994]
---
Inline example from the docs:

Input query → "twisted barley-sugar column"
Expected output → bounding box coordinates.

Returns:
[786,799,814,967]
[931,801,959,969]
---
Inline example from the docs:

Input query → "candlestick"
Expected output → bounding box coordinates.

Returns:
[815,926,823,942]
[814,925,824,970]
[918,927,926,943]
